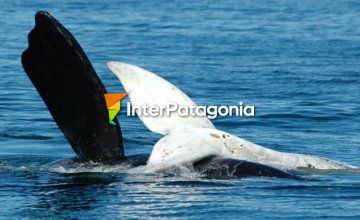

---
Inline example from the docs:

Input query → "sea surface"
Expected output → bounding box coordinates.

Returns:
[1,0,360,219]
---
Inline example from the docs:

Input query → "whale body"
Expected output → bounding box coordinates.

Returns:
[21,11,356,180]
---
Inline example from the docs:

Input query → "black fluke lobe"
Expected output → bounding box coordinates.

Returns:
[21,11,125,162]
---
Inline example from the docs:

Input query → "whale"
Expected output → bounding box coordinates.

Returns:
[21,11,356,179]
[107,61,356,172]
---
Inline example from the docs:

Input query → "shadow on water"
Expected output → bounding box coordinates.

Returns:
[16,172,122,218]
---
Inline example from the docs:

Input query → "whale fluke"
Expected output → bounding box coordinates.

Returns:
[109,61,356,170]
[107,61,215,135]
[21,11,125,162]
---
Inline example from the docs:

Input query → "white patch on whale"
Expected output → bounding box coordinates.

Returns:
[107,61,214,135]
[108,61,357,171]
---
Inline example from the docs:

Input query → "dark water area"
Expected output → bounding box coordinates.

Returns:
[0,0,359,219]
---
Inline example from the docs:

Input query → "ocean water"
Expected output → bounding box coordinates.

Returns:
[1,0,360,219]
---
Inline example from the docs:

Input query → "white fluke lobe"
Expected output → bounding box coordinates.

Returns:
[108,61,357,171]
[107,61,214,135]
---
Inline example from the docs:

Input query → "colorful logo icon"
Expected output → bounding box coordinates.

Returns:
[104,93,128,125]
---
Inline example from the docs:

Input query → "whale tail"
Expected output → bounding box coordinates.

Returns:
[108,61,357,171]
[21,11,125,163]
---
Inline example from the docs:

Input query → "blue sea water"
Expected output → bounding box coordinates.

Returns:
[1,0,360,219]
